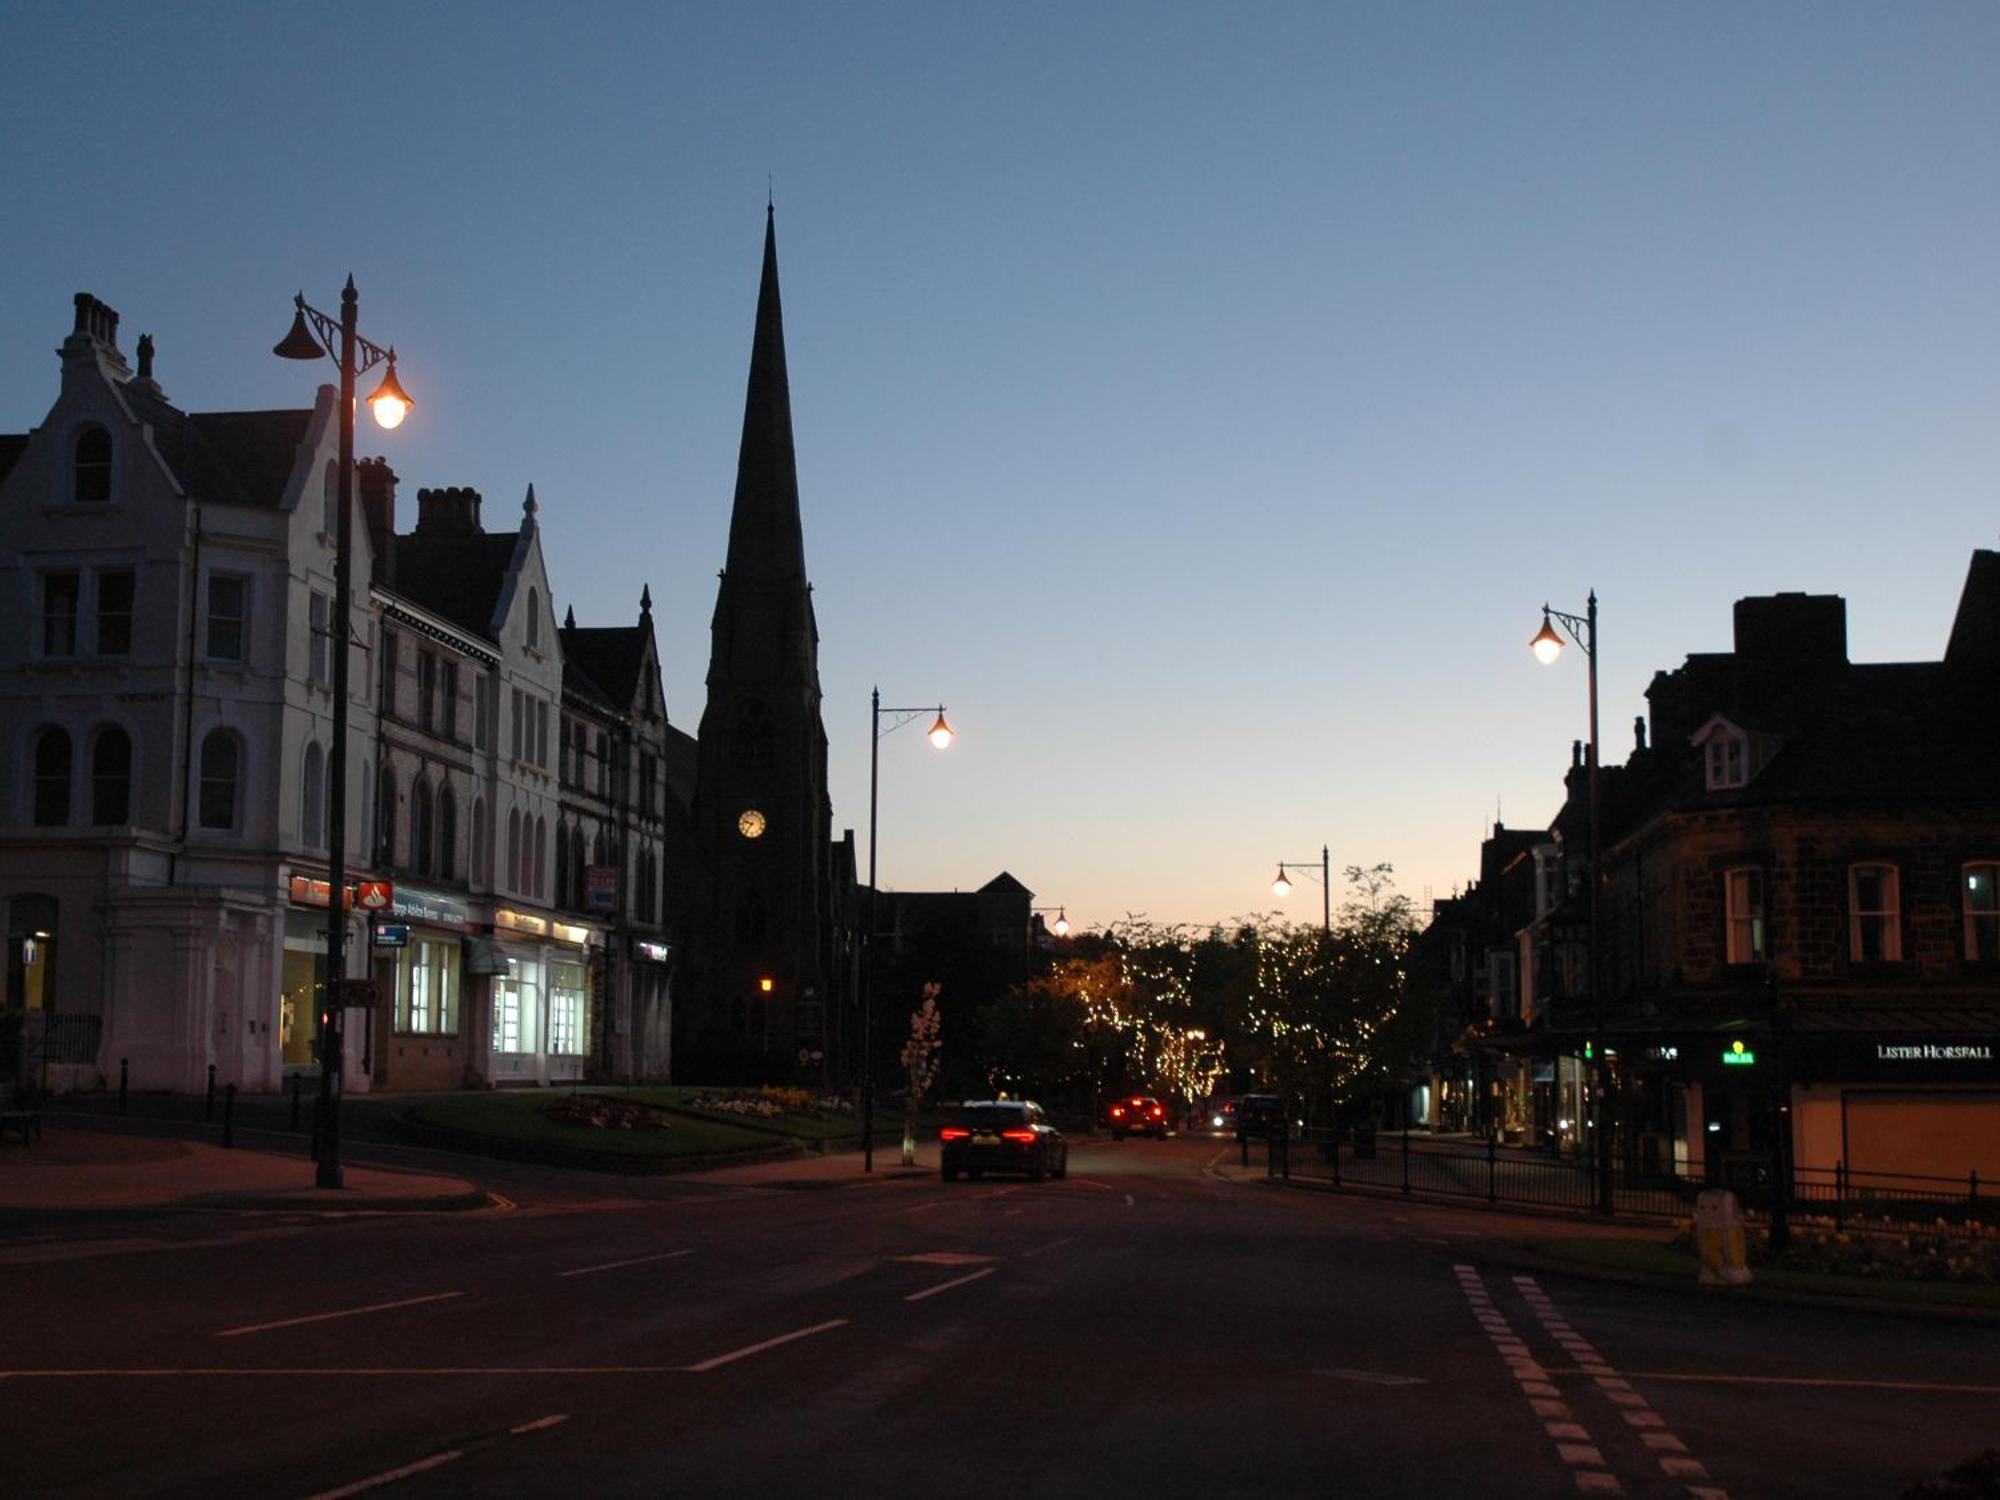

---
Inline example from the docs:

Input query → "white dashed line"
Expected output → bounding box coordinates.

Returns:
[215,1291,463,1339]
[681,1319,848,1372]
[560,1249,692,1277]
[904,1267,997,1302]
[306,1450,463,1499]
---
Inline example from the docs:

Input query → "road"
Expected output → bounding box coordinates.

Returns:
[2,1132,1994,1498]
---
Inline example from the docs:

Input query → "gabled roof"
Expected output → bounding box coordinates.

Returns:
[979,871,1032,897]
[392,531,521,643]
[561,622,649,710]
[0,433,27,488]
[121,386,312,508]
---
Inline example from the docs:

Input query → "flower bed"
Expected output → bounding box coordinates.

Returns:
[545,1095,670,1132]
[687,1086,854,1120]
[1671,1219,2000,1284]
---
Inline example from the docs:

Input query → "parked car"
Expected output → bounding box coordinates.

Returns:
[1107,1094,1169,1140]
[939,1100,1068,1182]
[1233,1093,1288,1141]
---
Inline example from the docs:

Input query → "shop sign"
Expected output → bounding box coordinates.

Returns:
[1874,1042,1995,1062]
[585,865,618,912]
[1721,1041,1758,1067]
[390,885,470,929]
[356,880,394,911]
[495,908,549,937]
[288,875,356,910]
[1645,1045,1680,1063]
[371,922,410,948]
[552,922,593,947]
[634,940,671,963]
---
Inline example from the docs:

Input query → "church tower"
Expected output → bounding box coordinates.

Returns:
[689,207,835,1076]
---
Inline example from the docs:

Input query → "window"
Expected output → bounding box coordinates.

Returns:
[308,592,330,686]
[301,741,324,847]
[555,820,572,909]
[33,727,72,826]
[507,808,523,892]
[596,730,611,795]
[1724,867,1765,965]
[379,629,398,714]
[437,786,457,882]
[198,730,240,830]
[42,571,80,657]
[74,425,112,502]
[206,575,248,662]
[536,699,550,768]
[510,688,523,760]
[549,961,585,1055]
[97,569,134,656]
[559,717,572,785]
[492,957,535,1053]
[526,588,541,649]
[731,702,775,774]
[535,816,548,899]
[441,661,459,741]
[1965,863,2000,962]
[571,826,587,909]
[475,674,492,751]
[1849,863,1902,963]
[1705,733,1747,791]
[376,764,397,865]
[417,650,437,732]
[398,938,459,1036]
[92,726,131,825]
[471,796,488,886]
[411,779,434,876]
[639,752,657,816]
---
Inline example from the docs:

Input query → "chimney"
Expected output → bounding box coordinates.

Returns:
[1572,739,1584,770]
[1733,592,1847,664]
[61,292,132,379]
[414,486,483,536]
[129,333,164,399]
[357,459,399,586]
[1633,715,1648,753]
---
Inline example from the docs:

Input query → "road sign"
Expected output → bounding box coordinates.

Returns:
[356,880,394,911]
[585,865,618,912]
[371,922,410,948]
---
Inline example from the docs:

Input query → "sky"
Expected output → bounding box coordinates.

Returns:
[4,3,1996,932]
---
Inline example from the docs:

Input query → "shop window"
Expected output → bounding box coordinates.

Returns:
[1724,867,1765,965]
[398,938,459,1035]
[205,574,248,663]
[42,571,80,657]
[549,961,585,1055]
[33,726,72,826]
[97,569,134,656]
[1965,863,2000,962]
[492,956,536,1053]
[197,729,240,831]
[1849,863,1902,963]
[74,425,112,502]
[92,726,132,826]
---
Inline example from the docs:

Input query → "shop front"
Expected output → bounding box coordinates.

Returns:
[376,884,477,1092]
[486,908,597,1087]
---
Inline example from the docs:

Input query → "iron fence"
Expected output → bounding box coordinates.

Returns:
[32,1013,103,1065]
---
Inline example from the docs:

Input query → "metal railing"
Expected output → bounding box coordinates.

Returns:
[1271,1127,1991,1232]
[32,1013,103,1065]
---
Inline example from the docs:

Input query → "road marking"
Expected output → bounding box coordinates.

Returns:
[559,1249,692,1278]
[510,1414,569,1435]
[306,1450,462,1499]
[895,1252,994,1266]
[1310,1368,1426,1387]
[1123,1194,1135,1208]
[891,1200,946,1216]
[215,1291,463,1338]
[1623,1372,2000,1395]
[905,1267,997,1302]
[1020,1237,1073,1259]
[0,1366,699,1378]
[1004,1208,1024,1216]
[682,1319,848,1373]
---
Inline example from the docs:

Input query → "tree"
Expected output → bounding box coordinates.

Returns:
[899,984,943,1166]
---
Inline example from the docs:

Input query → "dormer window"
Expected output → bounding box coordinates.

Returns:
[1691,716,1753,791]
[74,425,112,502]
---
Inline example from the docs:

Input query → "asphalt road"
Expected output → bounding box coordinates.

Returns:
[3,1133,1995,1498]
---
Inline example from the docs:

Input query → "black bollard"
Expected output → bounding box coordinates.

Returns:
[119,1057,129,1115]
[222,1083,236,1149]
[205,1063,216,1122]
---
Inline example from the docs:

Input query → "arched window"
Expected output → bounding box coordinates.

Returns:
[411,778,434,877]
[376,763,397,866]
[198,729,240,830]
[93,726,132,826]
[526,588,541,649]
[470,796,487,886]
[571,827,586,908]
[437,785,457,881]
[507,808,522,892]
[33,727,72,826]
[74,425,112,503]
[534,816,548,899]
[554,820,572,910]
[301,741,325,847]
[730,701,776,774]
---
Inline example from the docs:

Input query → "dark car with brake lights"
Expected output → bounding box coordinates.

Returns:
[1232,1093,1287,1141]
[939,1100,1068,1182]
[1107,1094,1169,1140]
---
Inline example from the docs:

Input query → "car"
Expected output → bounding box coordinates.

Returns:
[1107,1094,1169,1140]
[1232,1093,1287,1141]
[939,1100,1068,1182]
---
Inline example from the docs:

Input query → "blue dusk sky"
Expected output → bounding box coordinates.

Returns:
[4,3,1996,931]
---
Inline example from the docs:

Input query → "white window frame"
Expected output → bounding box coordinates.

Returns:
[1705,733,1747,791]
[308,591,331,686]
[95,567,135,656]
[1964,862,2000,963]
[41,570,81,658]
[1848,863,1902,963]
[1724,867,1765,965]
[205,572,250,663]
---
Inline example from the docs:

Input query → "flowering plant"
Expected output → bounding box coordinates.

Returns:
[546,1095,669,1132]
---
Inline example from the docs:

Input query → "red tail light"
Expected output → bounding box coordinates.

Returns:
[939,1127,971,1141]
[1001,1129,1037,1143]
[1110,1106,1125,1117]
[1150,1105,1164,1117]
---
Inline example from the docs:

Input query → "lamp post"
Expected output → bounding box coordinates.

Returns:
[1270,845,1332,932]
[864,688,953,1172]
[275,279,412,1190]
[1530,591,1613,1216]
[1030,905,1070,947]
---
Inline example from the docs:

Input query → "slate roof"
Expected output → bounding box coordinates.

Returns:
[391,532,521,643]
[561,623,649,710]
[122,386,311,508]
[0,433,26,488]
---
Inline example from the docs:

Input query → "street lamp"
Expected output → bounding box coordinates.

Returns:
[1271,844,1331,932]
[1530,592,1613,1216]
[1032,906,1070,939]
[276,279,412,1190]
[864,689,953,1172]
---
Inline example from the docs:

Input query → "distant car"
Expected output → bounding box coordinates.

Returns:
[1107,1094,1169,1140]
[1233,1093,1287,1141]
[939,1100,1068,1182]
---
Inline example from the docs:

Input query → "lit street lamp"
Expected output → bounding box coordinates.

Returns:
[1032,905,1070,939]
[275,280,412,1190]
[1530,592,1613,1216]
[1271,844,1331,932]
[864,689,953,1173]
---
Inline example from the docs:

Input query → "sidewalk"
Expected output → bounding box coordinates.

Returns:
[0,1126,487,1214]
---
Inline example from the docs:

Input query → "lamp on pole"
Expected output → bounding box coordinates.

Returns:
[1270,844,1332,932]
[275,280,412,1190]
[1031,905,1070,940]
[1530,591,1614,1216]
[864,689,953,1172]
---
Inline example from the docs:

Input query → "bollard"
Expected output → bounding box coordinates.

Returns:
[205,1063,216,1122]
[222,1083,236,1149]
[1694,1188,1753,1285]
[119,1058,129,1115]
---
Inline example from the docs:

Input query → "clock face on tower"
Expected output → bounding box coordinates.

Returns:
[738,809,767,840]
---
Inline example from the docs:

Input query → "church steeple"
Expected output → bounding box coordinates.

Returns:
[722,204,807,585]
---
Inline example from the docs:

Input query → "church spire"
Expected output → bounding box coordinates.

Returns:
[722,204,807,583]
